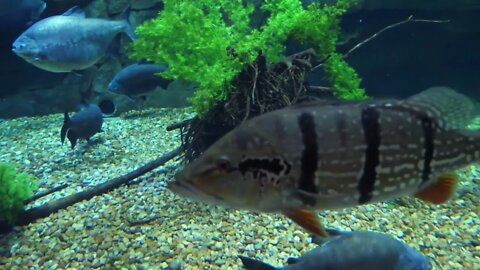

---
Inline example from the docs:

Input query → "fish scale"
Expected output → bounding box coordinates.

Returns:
[170,87,480,236]
[254,103,424,208]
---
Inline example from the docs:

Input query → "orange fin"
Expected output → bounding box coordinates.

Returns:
[283,209,329,238]
[414,173,457,204]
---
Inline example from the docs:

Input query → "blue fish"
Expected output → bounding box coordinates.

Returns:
[61,104,103,149]
[239,229,430,270]
[108,63,171,100]
[0,0,46,26]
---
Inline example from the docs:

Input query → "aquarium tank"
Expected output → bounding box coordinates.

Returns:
[0,0,479,269]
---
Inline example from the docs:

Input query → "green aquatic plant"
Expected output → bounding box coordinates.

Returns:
[130,0,365,116]
[0,163,38,224]
[324,52,366,100]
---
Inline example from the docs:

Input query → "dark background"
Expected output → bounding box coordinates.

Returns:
[1,1,479,116]
[338,9,480,100]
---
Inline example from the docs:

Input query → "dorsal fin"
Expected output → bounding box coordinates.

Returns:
[62,6,85,17]
[398,87,476,130]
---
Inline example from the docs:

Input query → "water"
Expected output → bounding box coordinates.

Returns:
[0,1,479,269]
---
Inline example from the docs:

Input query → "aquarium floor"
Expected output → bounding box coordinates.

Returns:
[0,108,479,270]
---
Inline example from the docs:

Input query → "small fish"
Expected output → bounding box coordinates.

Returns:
[169,87,480,237]
[61,104,103,149]
[239,229,430,270]
[0,0,46,25]
[12,6,135,73]
[108,63,172,100]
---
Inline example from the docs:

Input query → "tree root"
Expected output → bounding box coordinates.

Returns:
[177,49,329,162]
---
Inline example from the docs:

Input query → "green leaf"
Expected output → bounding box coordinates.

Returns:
[130,0,364,116]
[0,163,38,224]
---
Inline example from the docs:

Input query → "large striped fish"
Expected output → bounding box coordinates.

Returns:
[169,87,480,237]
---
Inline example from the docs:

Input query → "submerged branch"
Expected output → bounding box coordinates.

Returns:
[312,16,450,71]
[166,118,193,131]
[0,148,181,234]
[25,183,69,204]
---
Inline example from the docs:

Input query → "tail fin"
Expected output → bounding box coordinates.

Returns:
[118,5,136,41]
[401,87,476,130]
[66,129,78,149]
[238,255,277,270]
[60,112,70,144]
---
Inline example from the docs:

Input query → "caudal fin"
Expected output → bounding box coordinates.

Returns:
[401,87,477,129]
[119,5,136,41]
[238,256,277,270]
[60,112,70,144]
[67,129,78,149]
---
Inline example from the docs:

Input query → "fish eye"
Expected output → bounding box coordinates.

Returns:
[215,156,231,171]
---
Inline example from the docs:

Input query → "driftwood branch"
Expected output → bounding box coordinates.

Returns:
[24,183,69,204]
[0,148,181,234]
[126,214,165,226]
[312,16,450,71]
[166,118,193,131]
[309,85,333,92]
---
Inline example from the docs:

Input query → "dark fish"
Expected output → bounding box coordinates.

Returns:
[108,63,172,100]
[61,104,103,149]
[0,0,46,25]
[169,87,480,237]
[12,6,135,72]
[239,229,430,270]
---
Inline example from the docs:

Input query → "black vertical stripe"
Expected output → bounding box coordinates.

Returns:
[420,117,434,186]
[358,106,381,204]
[297,113,318,206]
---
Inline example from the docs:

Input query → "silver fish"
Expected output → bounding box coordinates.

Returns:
[169,87,480,236]
[12,6,135,73]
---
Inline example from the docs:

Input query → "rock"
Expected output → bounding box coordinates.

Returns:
[106,0,130,15]
[168,259,182,270]
[131,0,163,10]
[1,0,480,119]
[85,0,108,18]
[129,10,159,28]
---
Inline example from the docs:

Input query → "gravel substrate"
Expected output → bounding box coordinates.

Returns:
[0,108,479,270]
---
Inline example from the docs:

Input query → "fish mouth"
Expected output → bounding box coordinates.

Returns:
[11,47,32,58]
[168,180,215,204]
[167,180,195,197]
[168,173,226,205]
[11,47,22,55]
[168,171,205,198]
[107,82,118,92]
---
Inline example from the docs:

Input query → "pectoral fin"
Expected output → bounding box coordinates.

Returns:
[283,208,329,238]
[414,173,457,204]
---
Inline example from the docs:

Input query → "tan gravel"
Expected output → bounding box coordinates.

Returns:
[0,108,478,270]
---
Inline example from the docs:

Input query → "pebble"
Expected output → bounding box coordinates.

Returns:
[0,109,478,269]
